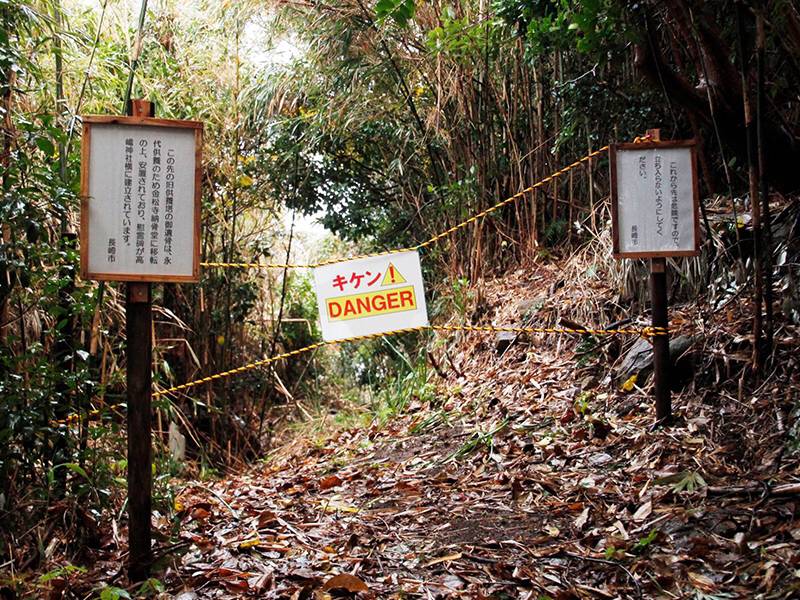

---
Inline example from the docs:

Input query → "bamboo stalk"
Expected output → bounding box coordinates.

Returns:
[736,1,764,372]
[755,12,774,354]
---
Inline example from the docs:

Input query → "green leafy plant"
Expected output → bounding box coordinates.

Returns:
[655,470,708,494]
[38,564,87,583]
[409,409,449,435]
[447,419,509,462]
[604,544,626,560]
[97,586,131,600]
[450,277,474,324]
[574,391,592,416]
[137,578,165,597]
[672,471,707,493]
[375,0,416,27]
[372,339,434,421]
[631,528,660,555]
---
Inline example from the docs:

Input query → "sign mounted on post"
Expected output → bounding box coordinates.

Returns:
[610,140,700,258]
[313,250,429,342]
[80,115,203,282]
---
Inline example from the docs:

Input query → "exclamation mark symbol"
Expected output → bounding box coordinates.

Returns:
[381,262,407,286]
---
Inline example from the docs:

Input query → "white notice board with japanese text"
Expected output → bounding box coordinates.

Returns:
[80,116,202,282]
[610,141,700,258]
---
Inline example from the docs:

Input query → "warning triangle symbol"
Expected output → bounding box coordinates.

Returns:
[381,262,407,286]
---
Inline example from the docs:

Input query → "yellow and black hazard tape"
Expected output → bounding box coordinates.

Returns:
[54,402,125,427]
[200,246,418,270]
[431,324,665,336]
[152,338,329,398]
[415,146,608,251]
[52,322,665,426]
[200,146,609,271]
[154,322,662,399]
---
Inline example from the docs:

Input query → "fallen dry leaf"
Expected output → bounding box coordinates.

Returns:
[687,571,716,593]
[424,552,462,567]
[574,506,590,530]
[319,475,343,490]
[257,510,278,527]
[632,499,652,522]
[190,507,211,521]
[321,573,369,593]
[238,537,261,550]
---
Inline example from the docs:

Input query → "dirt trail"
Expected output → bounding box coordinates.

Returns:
[163,267,800,599]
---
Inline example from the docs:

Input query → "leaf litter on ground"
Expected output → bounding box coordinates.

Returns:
[30,260,800,599]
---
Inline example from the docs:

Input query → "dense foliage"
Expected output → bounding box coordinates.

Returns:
[1,0,798,590]
[0,0,323,566]
[253,0,799,276]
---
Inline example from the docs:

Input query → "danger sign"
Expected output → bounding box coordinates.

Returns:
[313,251,429,342]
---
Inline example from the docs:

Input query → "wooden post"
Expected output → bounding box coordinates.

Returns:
[126,98,154,582]
[80,100,202,580]
[645,128,671,424]
[650,257,671,423]
[610,129,697,426]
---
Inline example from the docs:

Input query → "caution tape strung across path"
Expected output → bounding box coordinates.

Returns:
[52,322,665,425]
[54,145,628,426]
[154,322,663,398]
[200,146,609,271]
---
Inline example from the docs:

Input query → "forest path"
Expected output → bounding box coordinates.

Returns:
[167,320,799,599]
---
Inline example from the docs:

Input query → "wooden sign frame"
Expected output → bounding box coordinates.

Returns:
[610,139,700,259]
[80,114,203,282]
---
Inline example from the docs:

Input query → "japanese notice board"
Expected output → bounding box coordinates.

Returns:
[80,115,203,282]
[610,140,700,258]
[313,250,429,342]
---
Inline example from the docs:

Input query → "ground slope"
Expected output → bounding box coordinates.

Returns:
[159,264,800,599]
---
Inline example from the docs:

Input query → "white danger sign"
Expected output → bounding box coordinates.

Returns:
[313,250,429,342]
[611,142,699,258]
[80,116,202,282]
